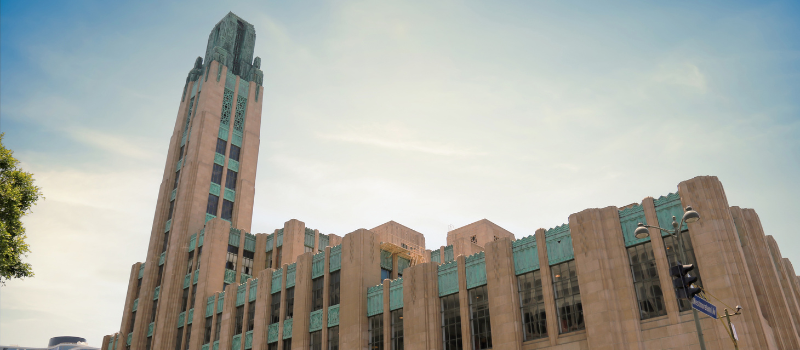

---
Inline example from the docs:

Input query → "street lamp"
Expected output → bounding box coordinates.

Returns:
[633,205,707,350]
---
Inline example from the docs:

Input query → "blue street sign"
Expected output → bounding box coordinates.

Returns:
[691,296,718,319]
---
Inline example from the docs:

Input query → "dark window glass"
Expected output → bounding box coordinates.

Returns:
[329,271,340,306]
[518,270,547,341]
[216,138,227,155]
[328,326,339,350]
[173,170,180,190]
[310,331,322,350]
[235,305,244,334]
[187,251,195,274]
[196,247,203,270]
[628,241,667,320]
[275,247,282,267]
[157,265,164,286]
[311,277,324,311]
[468,286,492,350]
[179,145,185,160]
[162,232,169,254]
[181,287,190,312]
[242,250,254,275]
[211,164,224,184]
[381,268,392,281]
[265,251,273,269]
[270,292,281,324]
[129,312,136,333]
[204,316,213,344]
[230,144,240,162]
[391,309,403,350]
[247,301,255,331]
[226,245,238,271]
[135,278,142,299]
[551,260,584,334]
[368,314,384,350]
[168,200,175,220]
[441,294,462,350]
[145,336,152,350]
[214,310,222,341]
[226,169,237,190]
[663,231,702,311]
[285,287,295,319]
[183,324,192,350]
[175,327,183,350]
[207,194,219,215]
[190,284,198,310]
[222,200,234,221]
[283,338,292,350]
[268,343,278,350]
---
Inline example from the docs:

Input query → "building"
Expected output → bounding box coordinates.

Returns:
[102,12,800,350]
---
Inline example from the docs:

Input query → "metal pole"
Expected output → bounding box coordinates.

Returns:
[674,228,707,350]
[724,308,739,350]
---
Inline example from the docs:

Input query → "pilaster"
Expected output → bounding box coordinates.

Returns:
[291,253,313,349]
[403,262,442,350]
[484,237,523,349]
[339,229,381,349]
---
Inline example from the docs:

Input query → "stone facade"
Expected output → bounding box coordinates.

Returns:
[102,13,800,350]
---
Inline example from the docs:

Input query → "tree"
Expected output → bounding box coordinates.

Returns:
[0,133,43,283]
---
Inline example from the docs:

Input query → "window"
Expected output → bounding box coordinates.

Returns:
[401,243,408,249]
[190,284,198,311]
[312,277,324,311]
[381,268,392,281]
[162,232,170,253]
[310,331,322,350]
[265,251,272,269]
[173,170,180,190]
[328,326,339,350]
[471,236,477,244]
[329,271,340,306]
[221,200,234,221]
[187,251,195,274]
[242,250,254,275]
[216,138,227,155]
[226,169,237,189]
[270,292,281,324]
[285,287,295,319]
[234,305,244,334]
[368,314,384,350]
[518,270,546,341]
[135,278,142,299]
[195,247,203,270]
[663,231,702,311]
[157,265,164,286]
[247,300,255,331]
[204,316,213,344]
[305,246,314,253]
[207,194,219,215]
[268,343,278,350]
[129,311,136,333]
[551,260,584,334]
[441,294,462,350]
[168,200,175,220]
[275,247,282,267]
[179,145,185,160]
[184,325,192,350]
[211,164,224,184]
[391,309,403,350]
[151,300,158,322]
[214,310,222,341]
[229,144,240,161]
[226,245,238,271]
[181,287,190,312]
[175,327,183,350]
[145,337,152,350]
[283,339,292,350]
[468,286,492,350]
[628,242,666,319]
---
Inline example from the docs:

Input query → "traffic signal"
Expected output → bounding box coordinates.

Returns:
[670,264,702,300]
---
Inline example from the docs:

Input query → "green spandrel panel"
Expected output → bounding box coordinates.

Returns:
[213,340,219,350]
[224,269,236,284]
[177,311,185,328]
[224,188,236,202]
[189,234,197,252]
[217,292,225,313]
[654,192,687,234]
[205,213,216,223]
[286,263,296,288]
[210,182,222,196]
[244,330,253,350]
[147,322,154,337]
[232,131,243,148]
[176,159,182,171]
[431,250,441,263]
[228,159,239,172]
[194,269,199,285]
[304,228,315,248]
[318,234,329,249]
[271,268,283,294]
[283,319,293,339]
[241,273,252,283]
[220,88,234,127]
[619,204,649,247]
[184,273,191,289]
[329,245,342,272]
[380,250,392,270]
[202,344,209,350]
[249,279,258,302]
[397,257,410,275]
[206,296,215,316]
[545,224,574,265]
[312,251,325,279]
[139,264,145,279]
[164,219,172,233]
[233,96,248,133]
[132,298,138,312]
[367,285,384,317]
[465,251,487,289]
[244,233,256,252]
[268,323,279,343]
[327,304,340,327]
[226,72,237,90]
[218,125,229,141]
[231,334,241,350]
[265,233,274,252]
[236,283,247,306]
[187,308,193,325]
[127,333,132,346]
[309,309,323,332]
[437,261,458,297]
[444,245,454,263]
[214,153,225,166]
[229,228,241,247]
[159,252,165,266]
[199,229,205,247]
[238,78,250,97]
[171,188,177,201]
[512,234,539,275]
[390,278,403,310]
[276,229,284,247]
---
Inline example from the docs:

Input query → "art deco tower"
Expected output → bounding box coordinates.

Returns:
[108,12,264,350]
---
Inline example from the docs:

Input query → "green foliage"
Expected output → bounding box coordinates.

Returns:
[0,133,43,283]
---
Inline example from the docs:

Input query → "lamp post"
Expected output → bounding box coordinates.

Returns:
[633,206,706,350]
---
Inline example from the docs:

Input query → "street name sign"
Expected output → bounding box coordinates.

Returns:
[691,296,718,319]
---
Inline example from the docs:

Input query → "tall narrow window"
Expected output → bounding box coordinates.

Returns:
[211,164,224,184]
[381,268,391,281]
[145,337,152,350]
[204,316,213,344]
[234,305,244,335]
[225,169,237,190]
[518,270,546,341]
[391,309,403,350]
[229,144,240,161]
[173,170,180,189]
[135,278,142,299]
[283,338,292,350]
[663,231,702,311]
[179,145,185,160]
[628,241,666,319]
[270,292,281,324]
[441,294,462,350]
[247,300,255,331]
[226,245,238,271]
[242,250,254,275]
[468,286,492,350]
[329,271,340,306]
[175,327,183,350]
[268,343,278,350]
[183,324,192,350]
[207,194,219,215]
[129,311,136,333]
[214,311,222,342]
[368,314,384,350]
[310,331,322,350]
[216,138,227,155]
[551,260,584,334]
[311,277,324,311]
[187,251,195,274]
[275,247,282,267]
[195,247,203,270]
[168,200,175,220]
[181,287,190,312]
[265,251,272,269]
[190,284,198,310]
[285,287,295,319]
[328,325,339,350]
[156,265,164,286]
[221,200,234,221]
[162,232,170,253]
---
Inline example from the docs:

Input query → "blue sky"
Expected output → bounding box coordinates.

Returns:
[2,0,799,346]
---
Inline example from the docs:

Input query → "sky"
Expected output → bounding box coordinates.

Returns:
[1,0,799,346]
